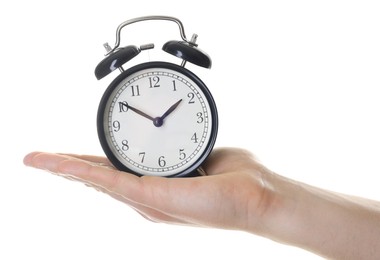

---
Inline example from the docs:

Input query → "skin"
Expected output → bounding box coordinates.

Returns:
[24,147,380,259]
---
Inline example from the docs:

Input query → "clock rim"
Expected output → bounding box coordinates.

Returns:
[97,61,218,177]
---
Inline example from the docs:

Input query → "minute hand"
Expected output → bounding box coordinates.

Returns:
[127,104,155,122]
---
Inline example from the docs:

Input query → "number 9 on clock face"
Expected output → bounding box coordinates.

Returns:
[97,62,218,177]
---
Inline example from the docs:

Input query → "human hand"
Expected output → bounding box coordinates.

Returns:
[24,147,380,259]
[23,148,276,232]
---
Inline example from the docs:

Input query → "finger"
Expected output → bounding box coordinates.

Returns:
[59,159,205,225]
[25,152,191,225]
[58,154,208,225]
[24,151,47,167]
[25,152,170,211]
[25,152,140,195]
[24,152,212,226]
[59,153,114,168]
[24,152,68,172]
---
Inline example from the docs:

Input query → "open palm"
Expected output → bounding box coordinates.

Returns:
[24,148,273,232]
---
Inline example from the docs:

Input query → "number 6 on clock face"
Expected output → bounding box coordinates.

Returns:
[97,61,218,177]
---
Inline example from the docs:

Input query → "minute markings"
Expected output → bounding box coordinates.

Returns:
[106,68,213,176]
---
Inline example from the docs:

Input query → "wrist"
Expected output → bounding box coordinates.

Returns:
[245,170,301,241]
[249,171,332,253]
[250,171,380,259]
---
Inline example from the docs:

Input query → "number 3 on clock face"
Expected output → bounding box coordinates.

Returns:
[97,62,218,177]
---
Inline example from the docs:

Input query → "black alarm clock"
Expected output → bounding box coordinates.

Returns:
[95,16,218,177]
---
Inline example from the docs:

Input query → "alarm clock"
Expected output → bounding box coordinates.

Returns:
[95,16,218,177]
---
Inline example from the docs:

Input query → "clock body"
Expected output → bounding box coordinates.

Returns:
[97,61,218,177]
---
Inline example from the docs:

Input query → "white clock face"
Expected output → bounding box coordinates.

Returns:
[100,64,216,177]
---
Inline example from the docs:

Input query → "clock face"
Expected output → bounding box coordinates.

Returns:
[97,62,218,177]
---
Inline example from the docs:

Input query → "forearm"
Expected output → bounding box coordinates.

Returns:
[253,173,380,259]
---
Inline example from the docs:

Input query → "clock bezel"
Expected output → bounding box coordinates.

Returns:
[97,61,218,177]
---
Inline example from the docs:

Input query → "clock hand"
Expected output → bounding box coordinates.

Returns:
[126,103,155,122]
[160,99,183,121]
[153,99,183,127]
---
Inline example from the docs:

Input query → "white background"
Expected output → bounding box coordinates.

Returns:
[1,1,379,259]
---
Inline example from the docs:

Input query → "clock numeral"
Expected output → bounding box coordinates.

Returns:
[131,85,140,97]
[139,152,146,163]
[158,156,166,167]
[149,76,160,88]
[172,80,177,91]
[121,140,129,151]
[191,133,199,143]
[196,112,204,123]
[179,149,186,160]
[187,93,195,104]
[118,101,129,112]
[113,120,121,132]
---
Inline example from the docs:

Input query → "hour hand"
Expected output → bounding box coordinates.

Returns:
[151,99,182,127]
[160,99,183,120]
